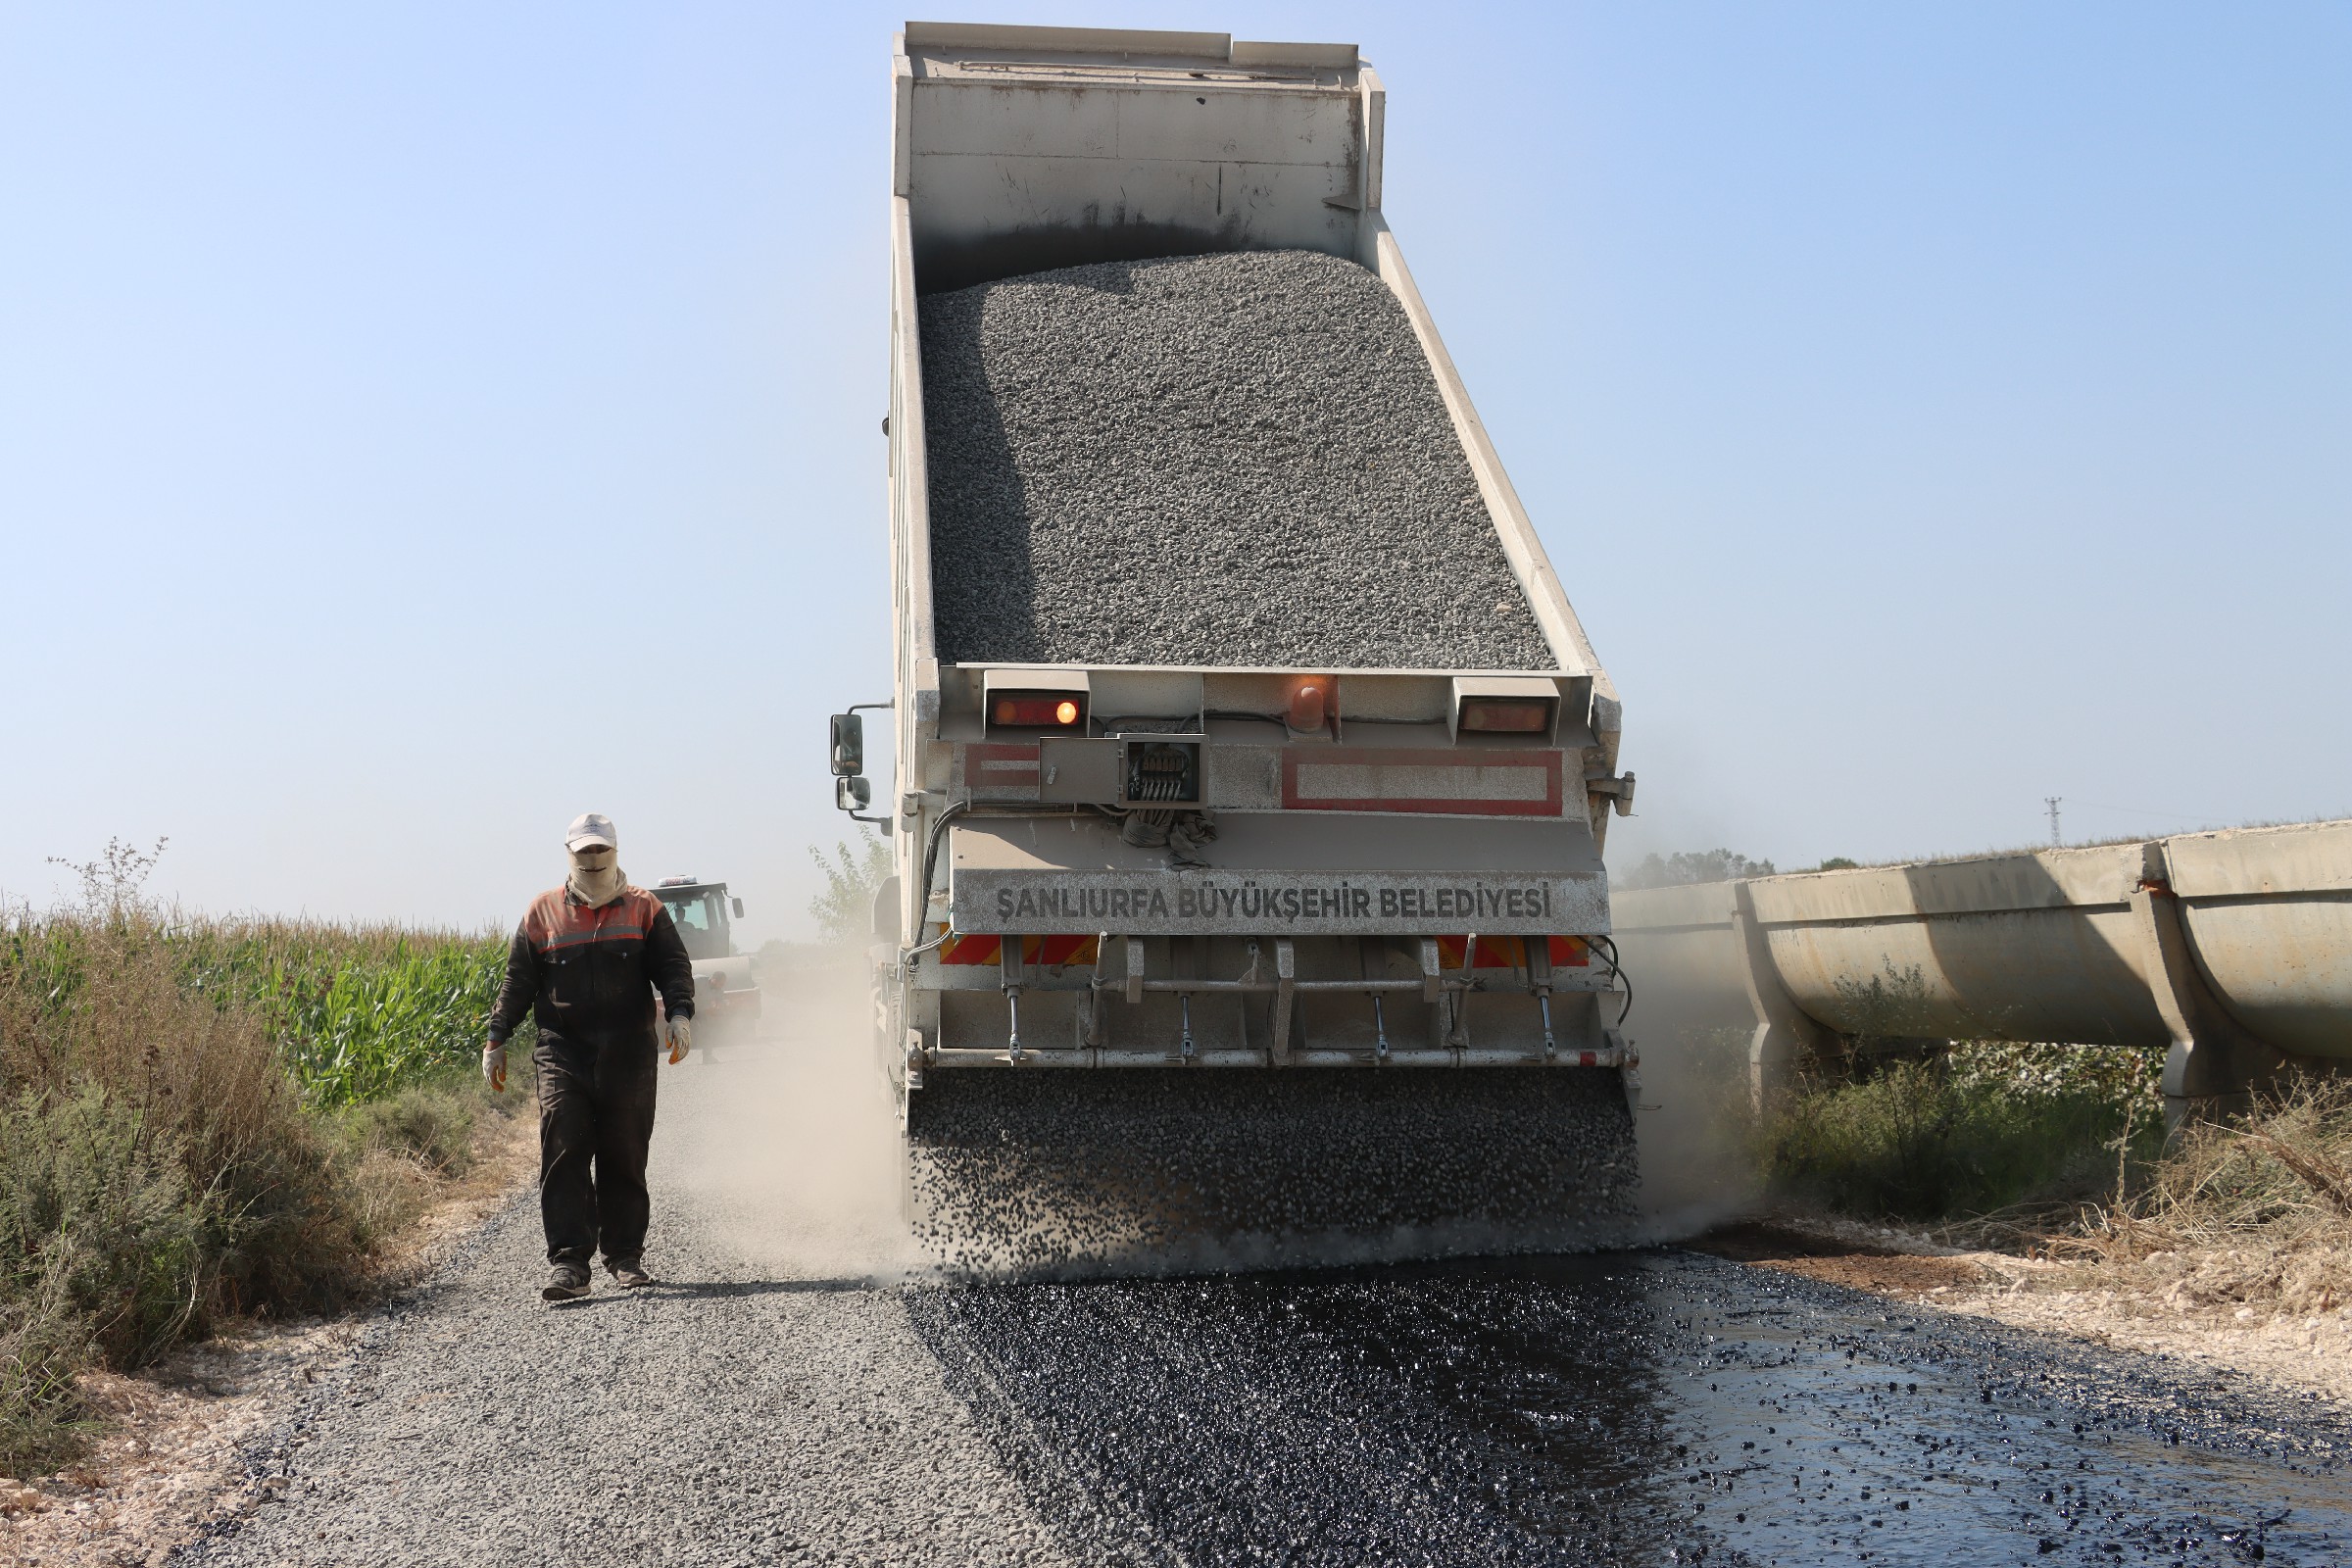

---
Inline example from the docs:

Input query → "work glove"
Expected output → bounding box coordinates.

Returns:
[663,1014,692,1065]
[481,1041,507,1093]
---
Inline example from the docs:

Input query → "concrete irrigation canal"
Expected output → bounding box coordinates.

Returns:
[180,1042,2350,1568]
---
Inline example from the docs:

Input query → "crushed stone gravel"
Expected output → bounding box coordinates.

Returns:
[173,987,2352,1567]
[181,1191,1076,1568]
[907,1068,1641,1276]
[180,1038,1075,1568]
[920,249,1555,670]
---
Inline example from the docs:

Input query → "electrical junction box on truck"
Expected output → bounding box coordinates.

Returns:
[1117,738,1203,809]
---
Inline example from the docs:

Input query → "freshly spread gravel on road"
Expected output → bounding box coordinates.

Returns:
[182,1030,1075,1568]
[183,1194,1075,1568]
[189,1188,2352,1565]
[177,1006,2352,1567]
[920,249,1555,670]
[907,1068,1641,1275]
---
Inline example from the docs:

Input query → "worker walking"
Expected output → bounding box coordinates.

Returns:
[483,812,697,1300]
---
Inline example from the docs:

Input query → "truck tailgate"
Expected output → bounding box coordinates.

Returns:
[947,815,1606,937]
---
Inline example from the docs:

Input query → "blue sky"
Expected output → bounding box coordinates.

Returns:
[5,3,2345,936]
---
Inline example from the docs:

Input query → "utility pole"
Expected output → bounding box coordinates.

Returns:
[2045,797,2063,848]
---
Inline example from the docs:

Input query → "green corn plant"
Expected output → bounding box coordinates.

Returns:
[157,921,507,1106]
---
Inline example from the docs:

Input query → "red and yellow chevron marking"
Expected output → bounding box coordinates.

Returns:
[934,930,1102,967]
[1435,935,1591,970]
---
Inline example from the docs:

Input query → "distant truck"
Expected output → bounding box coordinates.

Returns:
[651,876,762,1043]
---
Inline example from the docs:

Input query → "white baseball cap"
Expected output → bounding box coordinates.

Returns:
[565,812,618,851]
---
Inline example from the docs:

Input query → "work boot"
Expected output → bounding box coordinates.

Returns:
[608,1258,653,1289]
[541,1262,592,1301]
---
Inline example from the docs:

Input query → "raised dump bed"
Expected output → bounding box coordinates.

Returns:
[841,24,1642,1265]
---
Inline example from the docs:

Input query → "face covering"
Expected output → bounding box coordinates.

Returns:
[566,845,627,906]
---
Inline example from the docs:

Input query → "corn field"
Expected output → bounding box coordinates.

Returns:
[3,909,509,1107]
[179,923,510,1105]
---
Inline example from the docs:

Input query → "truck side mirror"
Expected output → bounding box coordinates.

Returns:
[837,776,872,812]
[731,897,745,918]
[830,712,864,777]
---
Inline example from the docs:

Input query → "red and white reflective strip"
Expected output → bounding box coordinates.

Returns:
[956,743,1042,798]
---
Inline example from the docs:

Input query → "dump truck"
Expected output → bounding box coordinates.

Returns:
[650,876,761,1045]
[829,23,1641,1266]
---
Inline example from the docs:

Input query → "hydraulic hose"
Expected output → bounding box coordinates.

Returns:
[898,800,1102,966]
[898,799,971,965]
[1590,933,1634,1027]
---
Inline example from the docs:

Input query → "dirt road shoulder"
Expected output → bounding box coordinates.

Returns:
[1,1111,536,1568]
[1691,1216,2352,1410]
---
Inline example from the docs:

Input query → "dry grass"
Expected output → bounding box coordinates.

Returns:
[0,909,367,1328]
[0,858,522,1474]
[2040,1076,2352,1317]
[1770,1037,2352,1324]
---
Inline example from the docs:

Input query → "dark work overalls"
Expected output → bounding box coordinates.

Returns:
[486,885,696,1267]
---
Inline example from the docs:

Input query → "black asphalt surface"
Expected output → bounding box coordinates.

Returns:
[914,1252,2352,1566]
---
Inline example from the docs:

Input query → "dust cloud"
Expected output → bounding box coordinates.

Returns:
[645,940,1763,1285]
[1629,1023,1768,1245]
[656,945,926,1281]
[1612,843,1778,1242]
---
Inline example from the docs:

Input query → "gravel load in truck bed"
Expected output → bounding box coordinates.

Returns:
[920,249,1556,670]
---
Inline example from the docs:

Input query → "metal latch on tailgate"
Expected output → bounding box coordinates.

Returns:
[1585,770,1638,816]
